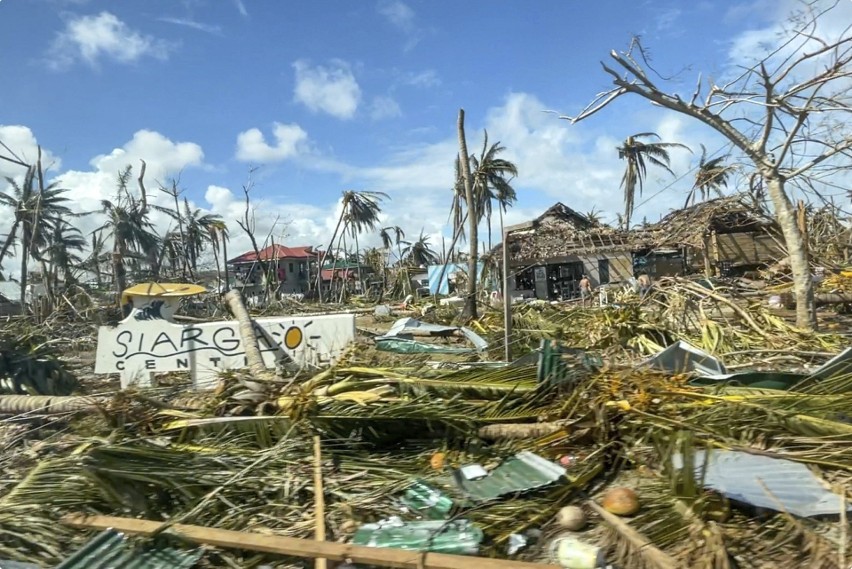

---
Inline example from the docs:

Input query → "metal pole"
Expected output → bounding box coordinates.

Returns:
[502,227,512,362]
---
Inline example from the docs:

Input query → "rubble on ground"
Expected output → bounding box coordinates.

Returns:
[0,277,850,569]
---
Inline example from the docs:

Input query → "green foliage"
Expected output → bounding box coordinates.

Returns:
[0,324,78,395]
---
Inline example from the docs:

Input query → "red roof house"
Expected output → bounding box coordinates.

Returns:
[227,245,320,265]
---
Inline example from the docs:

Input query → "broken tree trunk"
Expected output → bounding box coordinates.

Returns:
[477,422,566,442]
[224,289,276,381]
[0,396,101,415]
[783,292,852,308]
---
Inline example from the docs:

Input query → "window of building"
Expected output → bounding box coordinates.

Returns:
[289,262,294,273]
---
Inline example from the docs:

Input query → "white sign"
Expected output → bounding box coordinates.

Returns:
[95,296,355,389]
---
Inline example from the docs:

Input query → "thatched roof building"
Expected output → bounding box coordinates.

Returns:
[494,197,785,301]
[642,196,785,271]
[495,202,633,263]
[644,196,778,248]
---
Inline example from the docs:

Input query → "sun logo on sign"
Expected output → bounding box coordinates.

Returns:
[274,319,320,352]
[284,326,303,349]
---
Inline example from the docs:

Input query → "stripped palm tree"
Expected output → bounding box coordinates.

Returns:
[617,132,688,228]
[685,145,734,207]
[317,190,387,301]
[98,164,160,305]
[379,225,405,267]
[41,220,86,293]
[378,225,405,292]
[0,162,73,309]
[178,198,227,275]
[585,208,604,227]
[400,231,440,267]
[471,131,519,250]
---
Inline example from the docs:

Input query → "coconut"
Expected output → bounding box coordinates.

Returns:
[555,505,587,530]
[601,487,640,516]
[429,452,446,470]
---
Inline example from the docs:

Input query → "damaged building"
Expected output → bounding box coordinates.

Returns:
[494,203,635,301]
[495,198,785,301]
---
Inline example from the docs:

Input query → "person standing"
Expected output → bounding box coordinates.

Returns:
[579,274,592,306]
[637,273,652,298]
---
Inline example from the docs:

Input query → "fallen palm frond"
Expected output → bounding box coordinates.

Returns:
[2,276,851,568]
[0,323,79,396]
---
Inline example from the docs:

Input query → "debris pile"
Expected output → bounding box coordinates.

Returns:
[0,283,850,569]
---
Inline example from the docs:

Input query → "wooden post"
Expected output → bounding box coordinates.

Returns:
[62,514,561,569]
[702,234,714,277]
[314,436,327,569]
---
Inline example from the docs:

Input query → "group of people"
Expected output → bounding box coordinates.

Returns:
[577,272,652,306]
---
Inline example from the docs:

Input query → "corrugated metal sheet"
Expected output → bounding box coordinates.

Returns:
[55,530,202,569]
[643,340,727,376]
[673,450,852,517]
[352,518,483,555]
[455,451,566,502]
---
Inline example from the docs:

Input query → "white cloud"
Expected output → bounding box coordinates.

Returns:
[405,70,441,88]
[235,123,309,162]
[293,60,361,120]
[233,0,249,18]
[0,129,208,278]
[88,130,204,177]
[158,17,222,35]
[657,7,681,30]
[378,0,415,31]
[0,125,63,180]
[48,12,172,69]
[370,96,402,120]
[377,0,422,51]
[727,0,852,70]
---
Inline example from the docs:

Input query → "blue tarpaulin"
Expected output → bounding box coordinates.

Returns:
[427,263,485,295]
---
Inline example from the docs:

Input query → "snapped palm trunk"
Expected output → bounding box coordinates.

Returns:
[224,289,275,381]
[457,109,478,319]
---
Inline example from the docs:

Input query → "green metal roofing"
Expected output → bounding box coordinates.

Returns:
[454,451,567,502]
[55,530,202,569]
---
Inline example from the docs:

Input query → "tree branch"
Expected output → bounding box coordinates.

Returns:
[137,159,148,214]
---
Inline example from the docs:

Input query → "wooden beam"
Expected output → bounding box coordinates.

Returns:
[313,436,327,569]
[62,514,561,569]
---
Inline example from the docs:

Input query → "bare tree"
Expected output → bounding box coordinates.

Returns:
[559,1,852,330]
[235,167,269,298]
[158,177,190,279]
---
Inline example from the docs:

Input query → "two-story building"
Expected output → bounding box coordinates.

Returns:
[227,245,320,295]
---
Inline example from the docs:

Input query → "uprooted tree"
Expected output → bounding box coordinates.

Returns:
[562,0,852,331]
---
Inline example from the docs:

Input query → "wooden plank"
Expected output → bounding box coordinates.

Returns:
[313,436,327,569]
[62,514,561,569]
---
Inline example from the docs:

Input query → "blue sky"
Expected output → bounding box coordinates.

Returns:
[0,0,841,266]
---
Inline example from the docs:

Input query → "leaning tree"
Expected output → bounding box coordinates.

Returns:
[559,1,852,330]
